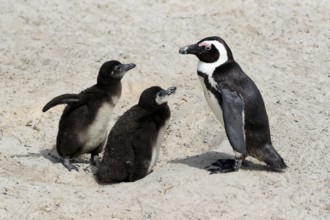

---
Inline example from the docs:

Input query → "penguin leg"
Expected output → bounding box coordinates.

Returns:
[90,141,106,166]
[62,156,79,171]
[90,154,100,166]
[208,88,247,174]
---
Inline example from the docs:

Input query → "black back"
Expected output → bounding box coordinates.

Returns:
[97,87,171,183]
[213,61,271,148]
[56,61,123,156]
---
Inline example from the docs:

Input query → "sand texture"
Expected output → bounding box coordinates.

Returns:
[0,0,329,219]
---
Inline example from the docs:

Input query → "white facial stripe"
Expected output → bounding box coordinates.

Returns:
[197,40,228,70]
[203,40,228,65]
[197,40,228,90]
[156,95,169,105]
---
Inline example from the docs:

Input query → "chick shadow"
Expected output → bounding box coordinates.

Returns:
[171,151,274,172]
[14,147,60,164]
[39,146,90,164]
[39,147,61,164]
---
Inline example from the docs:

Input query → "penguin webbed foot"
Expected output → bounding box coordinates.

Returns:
[207,159,242,174]
[62,157,79,172]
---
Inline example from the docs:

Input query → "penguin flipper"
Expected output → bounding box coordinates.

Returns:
[42,94,87,112]
[129,141,152,182]
[128,124,155,182]
[221,88,246,155]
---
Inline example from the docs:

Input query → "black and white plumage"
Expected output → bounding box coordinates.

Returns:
[96,86,176,183]
[43,60,136,171]
[179,36,286,173]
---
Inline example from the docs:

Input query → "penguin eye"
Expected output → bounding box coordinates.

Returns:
[114,66,121,71]
[205,45,211,50]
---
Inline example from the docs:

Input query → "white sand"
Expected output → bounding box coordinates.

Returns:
[0,0,329,219]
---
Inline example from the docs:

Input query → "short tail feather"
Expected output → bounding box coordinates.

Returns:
[253,144,287,171]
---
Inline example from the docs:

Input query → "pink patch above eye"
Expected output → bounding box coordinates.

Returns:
[198,42,210,47]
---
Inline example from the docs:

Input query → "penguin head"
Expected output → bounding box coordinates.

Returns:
[139,86,176,110]
[179,36,234,65]
[97,60,136,85]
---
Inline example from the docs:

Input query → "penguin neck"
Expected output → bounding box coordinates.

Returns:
[97,78,121,87]
[197,60,237,92]
[197,60,220,90]
[141,104,170,126]
[197,59,235,75]
[96,80,122,98]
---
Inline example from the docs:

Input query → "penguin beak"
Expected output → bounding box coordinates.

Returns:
[156,87,176,105]
[118,63,136,72]
[179,44,201,55]
[159,87,177,97]
[165,86,177,96]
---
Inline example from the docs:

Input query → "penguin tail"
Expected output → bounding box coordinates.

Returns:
[253,144,287,171]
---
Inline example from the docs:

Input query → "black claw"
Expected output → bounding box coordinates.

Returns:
[64,163,79,172]
[62,158,79,171]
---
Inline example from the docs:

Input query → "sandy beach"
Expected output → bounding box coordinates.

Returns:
[0,0,329,219]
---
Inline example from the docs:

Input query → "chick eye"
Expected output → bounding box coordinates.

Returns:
[114,66,121,71]
[205,45,211,50]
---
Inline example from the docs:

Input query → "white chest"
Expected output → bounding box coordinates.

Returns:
[80,102,114,153]
[197,61,224,126]
[199,77,224,126]
[148,120,169,173]
[197,61,219,88]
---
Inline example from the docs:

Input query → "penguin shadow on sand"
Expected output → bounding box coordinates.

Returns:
[39,146,96,173]
[171,150,277,173]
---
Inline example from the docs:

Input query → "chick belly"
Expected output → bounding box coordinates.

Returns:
[80,131,107,154]
[79,104,113,154]
[147,121,168,173]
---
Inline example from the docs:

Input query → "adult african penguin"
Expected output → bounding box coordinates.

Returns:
[42,60,136,171]
[96,86,176,183]
[179,36,287,173]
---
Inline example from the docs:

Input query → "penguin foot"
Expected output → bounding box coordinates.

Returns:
[62,157,79,171]
[207,159,242,174]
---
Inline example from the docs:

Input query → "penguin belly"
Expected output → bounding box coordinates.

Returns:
[80,102,114,153]
[147,120,169,173]
[199,77,224,126]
